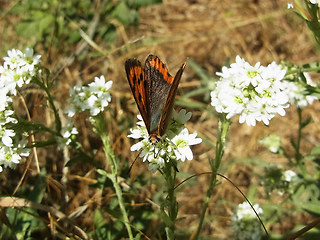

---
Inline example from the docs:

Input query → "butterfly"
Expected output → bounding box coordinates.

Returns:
[125,54,186,144]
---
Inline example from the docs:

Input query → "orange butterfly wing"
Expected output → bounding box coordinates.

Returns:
[158,61,186,136]
[126,55,186,143]
[145,55,173,136]
[145,55,186,138]
[125,59,150,132]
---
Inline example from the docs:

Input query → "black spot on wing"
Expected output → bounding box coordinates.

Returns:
[140,73,143,84]
[132,74,136,84]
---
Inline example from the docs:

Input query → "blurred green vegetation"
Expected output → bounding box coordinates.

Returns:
[2,0,161,53]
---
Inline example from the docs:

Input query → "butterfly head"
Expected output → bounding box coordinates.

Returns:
[149,133,161,145]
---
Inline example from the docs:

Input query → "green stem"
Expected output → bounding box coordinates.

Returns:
[296,107,303,163]
[32,73,62,132]
[92,113,133,239]
[194,115,230,239]
[194,171,216,239]
[102,134,134,240]
[295,107,308,176]
[162,162,178,240]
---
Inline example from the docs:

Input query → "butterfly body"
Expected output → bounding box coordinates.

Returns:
[125,55,186,144]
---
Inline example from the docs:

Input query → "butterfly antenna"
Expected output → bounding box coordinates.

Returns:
[182,60,187,69]
[127,149,143,175]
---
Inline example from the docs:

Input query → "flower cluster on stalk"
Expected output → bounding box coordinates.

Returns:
[232,202,264,240]
[0,48,40,171]
[128,109,202,172]
[211,56,289,126]
[259,134,282,153]
[57,121,79,148]
[282,72,318,108]
[0,48,41,95]
[310,0,320,5]
[262,166,298,195]
[66,76,113,117]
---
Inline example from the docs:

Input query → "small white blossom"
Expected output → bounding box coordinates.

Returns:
[1,129,15,147]
[282,73,318,108]
[211,56,289,126]
[0,136,30,172]
[232,202,264,240]
[128,110,202,171]
[283,170,297,182]
[88,76,113,96]
[0,84,12,110]
[0,146,21,165]
[171,128,202,162]
[127,117,149,140]
[310,0,320,4]
[66,76,113,117]
[0,107,16,126]
[57,122,79,148]
[23,48,41,73]
[262,166,298,195]
[3,49,24,69]
[259,134,282,153]
[288,2,294,8]
[65,105,76,118]
[234,202,263,220]
[17,139,30,157]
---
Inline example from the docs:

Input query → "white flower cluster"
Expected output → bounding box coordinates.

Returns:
[310,0,320,4]
[0,48,41,95]
[277,169,297,195]
[57,121,79,148]
[283,170,297,182]
[128,110,202,172]
[66,76,113,117]
[282,73,318,108]
[279,169,298,195]
[288,2,294,8]
[259,134,282,153]
[211,56,289,126]
[262,166,298,195]
[232,202,264,240]
[0,48,39,172]
[0,134,29,172]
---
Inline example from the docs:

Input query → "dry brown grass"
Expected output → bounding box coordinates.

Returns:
[1,0,320,239]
